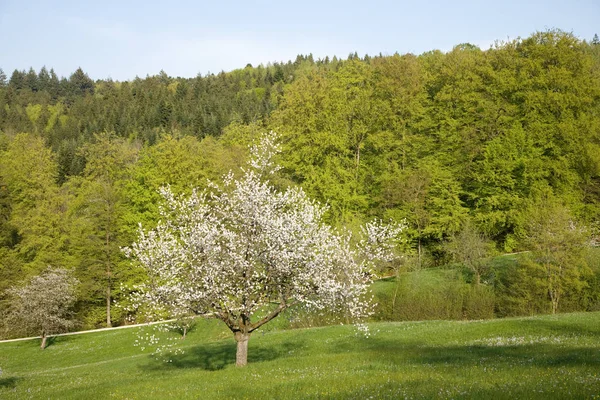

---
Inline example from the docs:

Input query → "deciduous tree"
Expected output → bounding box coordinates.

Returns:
[522,198,590,314]
[69,132,138,327]
[126,133,402,366]
[5,267,78,349]
[446,221,494,285]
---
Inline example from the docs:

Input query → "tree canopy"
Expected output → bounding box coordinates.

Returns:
[1,29,599,335]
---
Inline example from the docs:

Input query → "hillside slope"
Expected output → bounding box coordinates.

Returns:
[1,312,599,399]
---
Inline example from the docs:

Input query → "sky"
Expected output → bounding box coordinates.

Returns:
[1,0,598,81]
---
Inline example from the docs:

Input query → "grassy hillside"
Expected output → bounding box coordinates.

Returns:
[1,312,599,399]
[370,268,497,321]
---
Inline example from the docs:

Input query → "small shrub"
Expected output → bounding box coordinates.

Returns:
[463,285,495,319]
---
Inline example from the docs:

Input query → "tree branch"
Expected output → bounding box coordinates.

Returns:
[249,300,295,333]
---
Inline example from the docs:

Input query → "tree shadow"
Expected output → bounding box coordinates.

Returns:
[323,377,593,400]
[413,344,600,367]
[0,376,19,389]
[333,336,600,368]
[518,318,600,338]
[44,336,59,349]
[141,338,302,371]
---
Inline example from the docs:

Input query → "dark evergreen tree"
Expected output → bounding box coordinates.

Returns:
[25,67,39,92]
[38,66,50,92]
[48,68,61,99]
[273,64,284,82]
[0,68,7,87]
[69,67,94,96]
[8,69,25,90]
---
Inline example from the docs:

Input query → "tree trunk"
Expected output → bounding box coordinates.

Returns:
[474,272,481,286]
[182,326,187,340]
[41,333,47,350]
[234,332,250,367]
[401,131,406,170]
[106,228,112,328]
[417,238,422,268]
[355,145,361,182]
[106,285,112,327]
[391,277,400,316]
[550,290,559,315]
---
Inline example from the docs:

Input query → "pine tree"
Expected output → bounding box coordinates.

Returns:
[38,66,50,92]
[25,67,39,92]
[48,68,60,99]
[8,69,25,90]
[69,67,94,96]
[0,68,7,87]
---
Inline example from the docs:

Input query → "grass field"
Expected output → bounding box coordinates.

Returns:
[1,312,599,399]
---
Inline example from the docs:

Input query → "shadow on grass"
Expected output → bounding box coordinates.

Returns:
[413,344,600,367]
[517,318,600,338]
[334,336,600,368]
[319,378,596,400]
[34,334,72,350]
[0,376,19,389]
[141,338,302,371]
[44,336,59,349]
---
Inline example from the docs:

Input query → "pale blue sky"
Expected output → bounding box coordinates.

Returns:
[0,0,598,81]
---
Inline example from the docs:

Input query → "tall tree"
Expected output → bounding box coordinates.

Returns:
[8,69,25,90]
[38,66,50,92]
[69,67,94,96]
[48,68,61,99]
[0,69,7,87]
[381,160,467,265]
[273,61,385,223]
[25,67,39,92]
[522,197,591,314]
[69,133,138,327]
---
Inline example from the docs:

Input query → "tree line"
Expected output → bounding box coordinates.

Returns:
[1,29,599,337]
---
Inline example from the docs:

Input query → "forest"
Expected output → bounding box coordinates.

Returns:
[1,29,600,337]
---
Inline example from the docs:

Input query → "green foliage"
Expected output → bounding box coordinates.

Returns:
[68,67,94,97]
[519,197,591,314]
[493,247,594,317]
[446,220,495,285]
[121,132,245,235]
[1,29,600,329]
[493,255,556,316]
[372,270,495,321]
[0,133,71,284]
[67,133,139,328]
[583,248,600,311]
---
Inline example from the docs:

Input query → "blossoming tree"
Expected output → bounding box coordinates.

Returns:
[126,133,402,366]
[6,267,78,349]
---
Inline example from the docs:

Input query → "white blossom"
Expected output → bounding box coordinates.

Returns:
[5,268,79,349]
[124,132,404,362]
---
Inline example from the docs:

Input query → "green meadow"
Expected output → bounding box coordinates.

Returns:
[1,311,599,399]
